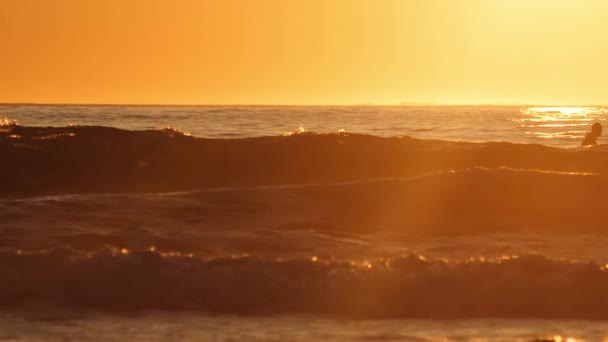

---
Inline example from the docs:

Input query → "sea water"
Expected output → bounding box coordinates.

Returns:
[1,104,607,146]
[1,105,608,341]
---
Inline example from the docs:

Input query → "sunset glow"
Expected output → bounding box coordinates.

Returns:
[3,0,608,105]
[3,1,608,340]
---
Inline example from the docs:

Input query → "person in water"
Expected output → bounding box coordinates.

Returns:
[582,122,603,146]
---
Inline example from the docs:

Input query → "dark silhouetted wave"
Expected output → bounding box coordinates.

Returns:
[1,249,608,319]
[3,125,608,318]
[1,125,607,197]
[2,167,608,255]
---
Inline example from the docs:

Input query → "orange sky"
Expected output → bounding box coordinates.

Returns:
[2,0,608,105]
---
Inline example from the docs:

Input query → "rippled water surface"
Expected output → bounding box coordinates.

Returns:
[1,105,607,146]
[3,314,607,342]
[2,105,608,340]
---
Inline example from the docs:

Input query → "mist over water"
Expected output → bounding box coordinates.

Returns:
[1,105,607,147]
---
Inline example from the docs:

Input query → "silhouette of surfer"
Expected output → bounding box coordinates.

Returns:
[582,122,602,146]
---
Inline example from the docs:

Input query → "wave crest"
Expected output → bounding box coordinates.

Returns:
[1,249,607,318]
[1,125,608,197]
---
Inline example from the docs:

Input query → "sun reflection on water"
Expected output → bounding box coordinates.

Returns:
[0,117,18,127]
[550,336,579,342]
[522,107,600,122]
[283,126,308,136]
[529,107,589,115]
[518,107,606,144]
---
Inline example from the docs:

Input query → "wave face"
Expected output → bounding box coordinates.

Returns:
[2,250,608,319]
[1,125,608,197]
[2,168,608,255]
[2,125,608,318]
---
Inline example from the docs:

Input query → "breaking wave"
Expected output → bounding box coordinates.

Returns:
[2,125,608,318]
[1,249,608,319]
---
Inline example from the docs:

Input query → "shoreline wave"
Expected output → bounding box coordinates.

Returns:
[1,249,608,319]
[3,125,608,319]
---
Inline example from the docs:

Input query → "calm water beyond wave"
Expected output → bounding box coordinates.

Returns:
[2,104,607,146]
[2,105,608,341]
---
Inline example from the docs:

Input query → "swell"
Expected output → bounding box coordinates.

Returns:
[4,125,608,319]
[2,249,608,319]
[1,125,608,197]
[1,168,608,255]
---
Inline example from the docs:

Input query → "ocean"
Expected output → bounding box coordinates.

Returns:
[2,104,607,147]
[1,104,608,341]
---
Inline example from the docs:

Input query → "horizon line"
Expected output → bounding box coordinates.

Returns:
[1,102,607,107]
